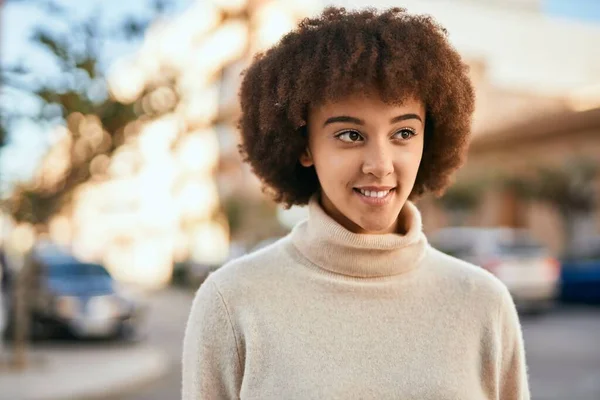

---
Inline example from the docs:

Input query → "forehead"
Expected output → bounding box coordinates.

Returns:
[309,92,425,121]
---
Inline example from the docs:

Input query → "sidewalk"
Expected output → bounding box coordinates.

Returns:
[0,343,169,400]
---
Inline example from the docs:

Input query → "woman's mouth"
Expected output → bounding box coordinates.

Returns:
[352,187,396,205]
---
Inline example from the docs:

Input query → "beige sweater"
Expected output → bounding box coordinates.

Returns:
[182,196,530,399]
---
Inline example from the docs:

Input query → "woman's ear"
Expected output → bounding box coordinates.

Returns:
[299,148,314,167]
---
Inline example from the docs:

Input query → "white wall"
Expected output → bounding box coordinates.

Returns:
[322,0,600,95]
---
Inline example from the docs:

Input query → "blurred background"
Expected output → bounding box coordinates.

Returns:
[0,0,599,399]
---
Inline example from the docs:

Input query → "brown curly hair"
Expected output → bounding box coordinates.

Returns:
[238,6,475,208]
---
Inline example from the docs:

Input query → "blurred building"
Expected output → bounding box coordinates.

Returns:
[388,0,600,254]
[420,105,600,254]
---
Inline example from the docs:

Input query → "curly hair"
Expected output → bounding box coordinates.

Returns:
[238,6,475,208]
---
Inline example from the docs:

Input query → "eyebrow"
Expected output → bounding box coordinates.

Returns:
[323,114,423,127]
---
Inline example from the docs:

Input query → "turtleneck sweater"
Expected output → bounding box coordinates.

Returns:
[182,196,530,399]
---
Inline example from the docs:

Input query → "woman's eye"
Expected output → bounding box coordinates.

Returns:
[395,128,416,140]
[336,130,363,143]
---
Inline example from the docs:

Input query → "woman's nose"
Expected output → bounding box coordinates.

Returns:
[361,142,394,178]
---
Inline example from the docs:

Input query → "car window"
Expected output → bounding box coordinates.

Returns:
[48,263,111,278]
[496,234,544,255]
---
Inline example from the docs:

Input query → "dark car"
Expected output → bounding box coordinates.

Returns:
[560,237,600,304]
[6,252,146,340]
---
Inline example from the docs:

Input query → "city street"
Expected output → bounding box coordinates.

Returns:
[106,287,600,400]
[523,305,600,400]
[106,287,195,400]
[2,1,599,400]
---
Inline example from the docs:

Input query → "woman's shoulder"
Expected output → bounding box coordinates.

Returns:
[201,236,295,295]
[423,245,512,309]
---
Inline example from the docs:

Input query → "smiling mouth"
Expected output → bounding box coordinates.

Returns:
[352,188,396,198]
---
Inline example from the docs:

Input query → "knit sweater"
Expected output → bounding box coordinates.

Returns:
[182,196,530,399]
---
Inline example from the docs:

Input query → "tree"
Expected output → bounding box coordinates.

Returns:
[436,178,486,226]
[508,159,598,258]
[1,0,175,226]
[0,0,175,370]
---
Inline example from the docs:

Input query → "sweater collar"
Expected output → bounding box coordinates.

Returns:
[290,194,428,278]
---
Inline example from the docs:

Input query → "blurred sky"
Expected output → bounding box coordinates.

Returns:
[1,0,599,194]
[545,0,600,23]
[0,0,192,193]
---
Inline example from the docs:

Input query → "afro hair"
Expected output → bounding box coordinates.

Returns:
[238,6,475,207]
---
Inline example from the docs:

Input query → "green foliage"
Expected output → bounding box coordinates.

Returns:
[496,159,598,258]
[223,196,244,235]
[33,30,72,66]
[1,0,175,226]
[222,195,286,243]
[10,190,64,226]
[437,179,486,211]
[0,116,7,148]
[504,159,598,213]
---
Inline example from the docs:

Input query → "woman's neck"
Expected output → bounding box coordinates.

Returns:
[290,194,428,278]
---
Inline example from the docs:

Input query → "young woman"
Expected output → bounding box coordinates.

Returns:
[182,7,530,400]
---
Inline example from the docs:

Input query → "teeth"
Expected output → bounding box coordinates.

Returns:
[359,189,391,198]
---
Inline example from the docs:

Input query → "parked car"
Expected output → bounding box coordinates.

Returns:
[430,227,560,313]
[560,237,600,304]
[5,251,146,340]
[560,259,600,304]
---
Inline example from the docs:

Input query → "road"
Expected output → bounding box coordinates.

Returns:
[523,305,600,400]
[106,287,195,400]
[108,288,600,400]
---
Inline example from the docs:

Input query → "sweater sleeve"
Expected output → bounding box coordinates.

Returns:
[497,285,531,400]
[182,279,243,400]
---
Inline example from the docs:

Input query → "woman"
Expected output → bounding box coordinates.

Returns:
[182,7,530,400]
